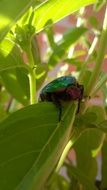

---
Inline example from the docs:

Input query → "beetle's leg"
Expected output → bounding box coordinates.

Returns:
[58,105,62,121]
[57,103,62,121]
[77,99,81,113]
[40,94,44,101]
[51,94,62,121]
[76,84,84,114]
[54,99,62,121]
[40,93,51,102]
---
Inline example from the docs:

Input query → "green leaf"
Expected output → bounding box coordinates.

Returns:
[1,68,30,105]
[94,0,106,11]
[65,58,83,67]
[59,27,87,49]
[0,88,10,121]
[88,16,99,29]
[102,80,107,108]
[45,24,57,51]
[66,163,97,190]
[0,38,25,71]
[0,102,77,190]
[74,105,106,131]
[0,0,40,41]
[80,69,92,88]
[83,105,106,125]
[101,140,107,189]
[91,73,107,96]
[46,173,69,190]
[31,36,42,66]
[73,128,104,183]
[0,38,30,105]
[36,64,48,90]
[0,0,96,41]
[98,120,107,133]
[14,24,35,52]
[48,27,87,67]
[33,0,96,33]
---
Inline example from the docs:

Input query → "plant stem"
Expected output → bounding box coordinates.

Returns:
[55,140,73,172]
[55,128,81,172]
[78,36,98,82]
[31,36,41,65]
[91,73,107,96]
[28,69,36,104]
[27,44,37,104]
[68,7,85,58]
[85,5,107,96]
[6,97,13,113]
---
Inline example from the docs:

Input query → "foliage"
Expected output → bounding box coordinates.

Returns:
[0,0,107,190]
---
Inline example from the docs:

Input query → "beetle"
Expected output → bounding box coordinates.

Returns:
[39,76,84,121]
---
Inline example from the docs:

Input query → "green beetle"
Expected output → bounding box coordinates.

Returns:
[39,76,84,120]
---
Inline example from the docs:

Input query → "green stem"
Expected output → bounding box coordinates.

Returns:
[27,45,37,104]
[6,97,13,113]
[55,140,73,172]
[56,123,85,172]
[78,36,98,82]
[45,25,57,51]
[86,5,107,96]
[55,128,81,172]
[91,73,107,96]
[31,36,41,65]
[28,69,36,104]
[68,7,85,58]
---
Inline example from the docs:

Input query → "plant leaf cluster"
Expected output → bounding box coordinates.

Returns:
[0,0,107,190]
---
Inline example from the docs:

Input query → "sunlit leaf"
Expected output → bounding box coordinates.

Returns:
[0,0,39,41]
[0,38,24,71]
[33,0,96,33]
[0,39,30,105]
[0,102,77,190]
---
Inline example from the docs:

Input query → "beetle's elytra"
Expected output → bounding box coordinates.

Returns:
[39,76,84,121]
